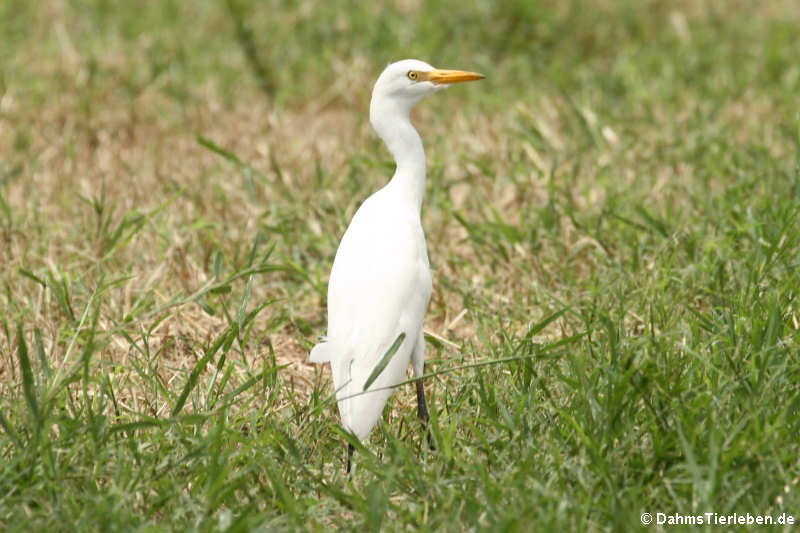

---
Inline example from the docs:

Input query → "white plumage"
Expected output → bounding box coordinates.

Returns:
[310,59,484,462]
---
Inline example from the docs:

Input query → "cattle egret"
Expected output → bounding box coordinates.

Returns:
[310,59,484,471]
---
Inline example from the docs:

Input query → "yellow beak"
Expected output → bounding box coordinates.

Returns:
[422,69,485,85]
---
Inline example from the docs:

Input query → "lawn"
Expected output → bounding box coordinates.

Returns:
[1,0,799,531]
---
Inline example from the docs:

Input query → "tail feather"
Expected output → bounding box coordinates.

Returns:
[309,340,330,363]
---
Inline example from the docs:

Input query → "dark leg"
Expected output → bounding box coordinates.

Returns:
[415,379,435,450]
[346,443,355,474]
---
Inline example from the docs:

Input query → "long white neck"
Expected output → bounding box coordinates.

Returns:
[370,98,426,212]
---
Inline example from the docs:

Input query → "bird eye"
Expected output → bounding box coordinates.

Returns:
[407,71,418,81]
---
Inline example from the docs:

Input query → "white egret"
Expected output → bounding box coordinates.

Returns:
[310,59,484,471]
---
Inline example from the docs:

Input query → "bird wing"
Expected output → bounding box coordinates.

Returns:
[315,192,431,438]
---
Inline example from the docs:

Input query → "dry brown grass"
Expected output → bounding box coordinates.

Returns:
[1,0,797,423]
[0,54,500,415]
[2,2,799,529]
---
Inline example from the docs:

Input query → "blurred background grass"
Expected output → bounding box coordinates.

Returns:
[1,0,799,531]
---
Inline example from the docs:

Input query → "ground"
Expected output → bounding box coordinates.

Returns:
[1,1,799,531]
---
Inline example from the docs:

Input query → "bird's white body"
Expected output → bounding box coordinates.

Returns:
[310,184,432,440]
[310,59,483,443]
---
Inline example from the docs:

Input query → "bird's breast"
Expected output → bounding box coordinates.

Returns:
[327,194,432,317]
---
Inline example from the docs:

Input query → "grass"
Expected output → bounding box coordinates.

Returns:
[1,0,799,530]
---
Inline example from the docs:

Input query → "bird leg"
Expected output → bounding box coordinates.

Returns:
[346,443,355,474]
[415,378,436,450]
[345,443,355,474]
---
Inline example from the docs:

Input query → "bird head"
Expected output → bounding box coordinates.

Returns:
[370,59,484,119]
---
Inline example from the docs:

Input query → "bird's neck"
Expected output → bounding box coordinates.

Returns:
[371,108,426,212]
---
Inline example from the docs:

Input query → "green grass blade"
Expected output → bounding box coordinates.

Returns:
[33,327,51,381]
[18,268,46,287]
[363,332,406,391]
[171,332,228,416]
[196,135,245,166]
[0,410,23,449]
[15,324,40,426]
